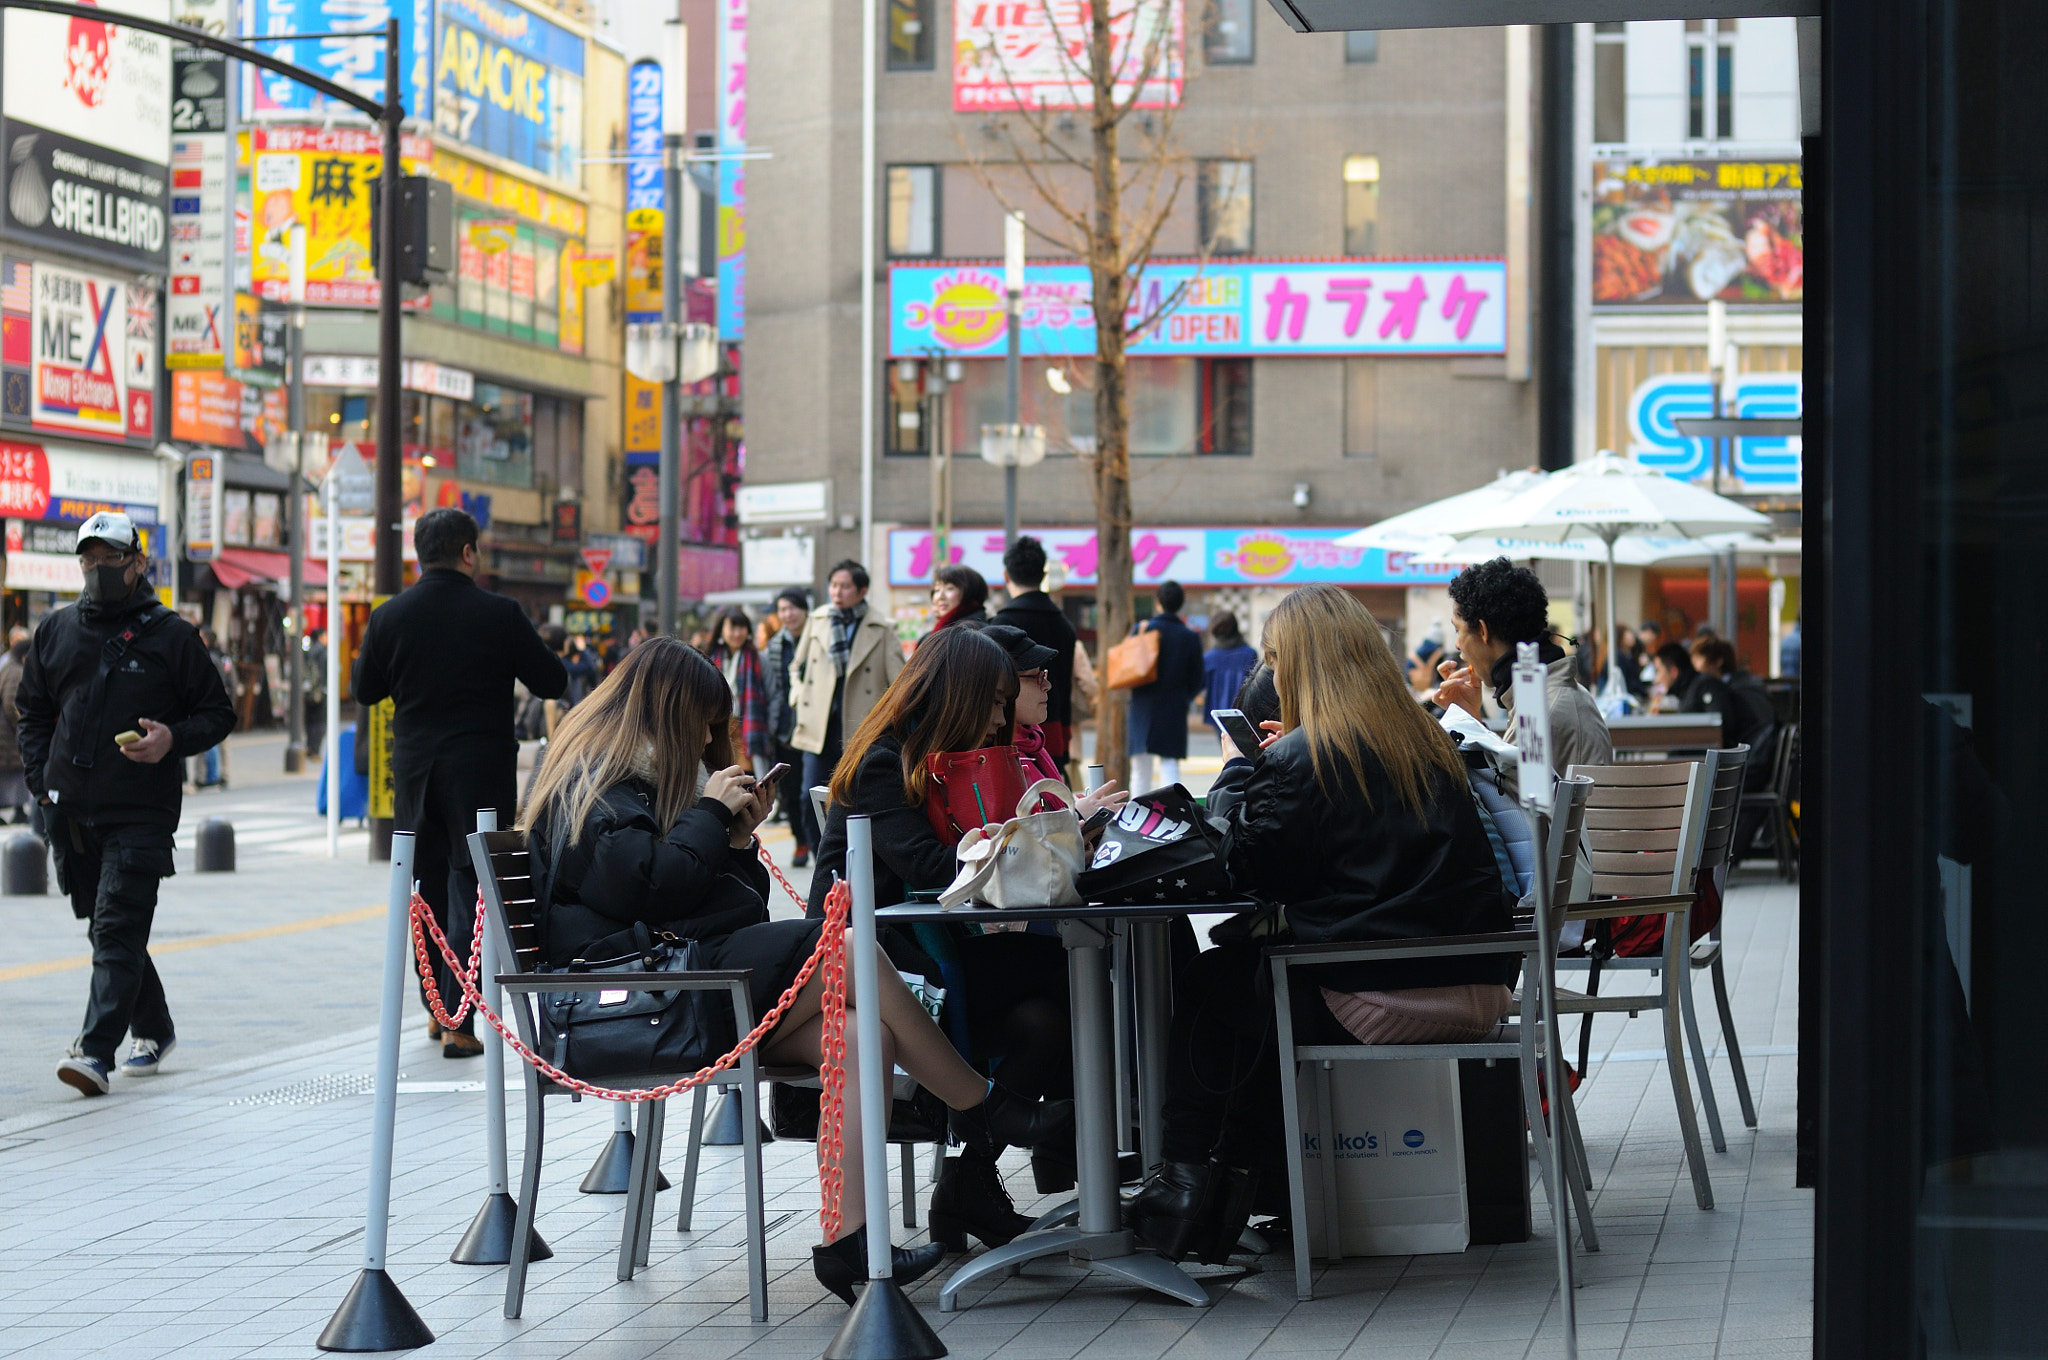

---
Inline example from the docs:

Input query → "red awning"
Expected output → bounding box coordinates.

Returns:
[209,547,328,590]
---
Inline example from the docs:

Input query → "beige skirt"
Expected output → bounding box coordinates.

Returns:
[1320,983,1514,1045]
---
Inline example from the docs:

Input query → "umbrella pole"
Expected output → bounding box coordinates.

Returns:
[1605,531,1623,699]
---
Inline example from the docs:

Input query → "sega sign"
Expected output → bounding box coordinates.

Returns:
[1628,371,1803,491]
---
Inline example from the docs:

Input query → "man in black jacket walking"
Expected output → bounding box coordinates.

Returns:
[352,509,567,1056]
[18,513,235,1096]
[993,536,1078,770]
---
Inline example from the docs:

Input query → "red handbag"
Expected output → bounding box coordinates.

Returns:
[923,746,1027,845]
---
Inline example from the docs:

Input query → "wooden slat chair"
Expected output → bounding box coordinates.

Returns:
[1560,747,1758,1152]
[468,828,779,1323]
[1271,776,1597,1303]
[1544,760,1717,1211]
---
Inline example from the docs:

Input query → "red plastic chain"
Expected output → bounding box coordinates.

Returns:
[406,837,850,1234]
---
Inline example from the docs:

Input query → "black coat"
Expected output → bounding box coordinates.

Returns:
[16,589,235,832]
[764,629,799,745]
[1207,728,1512,992]
[1692,670,1778,789]
[805,734,956,917]
[1127,613,1205,760]
[993,591,1078,728]
[351,569,568,823]
[529,781,770,967]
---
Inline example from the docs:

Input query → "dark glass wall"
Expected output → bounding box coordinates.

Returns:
[1821,0,2048,1353]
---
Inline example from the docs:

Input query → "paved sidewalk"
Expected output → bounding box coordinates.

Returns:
[0,847,1809,1360]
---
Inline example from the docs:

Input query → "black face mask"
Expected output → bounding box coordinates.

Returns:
[81,563,132,604]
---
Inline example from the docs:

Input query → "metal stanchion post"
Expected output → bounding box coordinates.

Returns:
[582,1094,673,1195]
[452,808,551,1265]
[317,833,434,1352]
[825,816,945,1360]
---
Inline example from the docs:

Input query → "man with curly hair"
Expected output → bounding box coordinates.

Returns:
[1433,557,1611,800]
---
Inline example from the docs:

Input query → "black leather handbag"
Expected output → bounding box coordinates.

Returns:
[537,923,734,1080]
[1077,784,1233,904]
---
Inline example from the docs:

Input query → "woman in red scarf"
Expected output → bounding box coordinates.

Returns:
[927,564,989,635]
[708,608,771,778]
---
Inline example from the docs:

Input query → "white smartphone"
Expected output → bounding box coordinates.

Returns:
[1211,708,1265,756]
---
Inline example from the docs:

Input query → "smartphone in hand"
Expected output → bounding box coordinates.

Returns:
[762,762,790,785]
[1211,709,1265,757]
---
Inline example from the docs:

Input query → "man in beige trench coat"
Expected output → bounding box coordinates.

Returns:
[788,559,905,859]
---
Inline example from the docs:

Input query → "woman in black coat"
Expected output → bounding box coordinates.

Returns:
[1127,579,1207,790]
[522,638,1068,1303]
[1126,585,1511,1264]
[809,627,1122,1252]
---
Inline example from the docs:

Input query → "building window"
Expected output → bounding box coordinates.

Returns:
[886,360,928,455]
[1593,23,1627,143]
[1686,18,1737,140]
[1344,357,1377,457]
[1342,154,1379,255]
[1198,160,1254,256]
[886,0,933,70]
[886,165,939,257]
[1344,29,1378,63]
[1199,359,1251,455]
[1204,0,1253,64]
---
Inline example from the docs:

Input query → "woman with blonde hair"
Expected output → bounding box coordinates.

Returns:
[1125,584,1511,1263]
[523,637,1069,1303]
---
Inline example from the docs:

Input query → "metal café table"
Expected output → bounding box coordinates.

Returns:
[877,897,1256,1312]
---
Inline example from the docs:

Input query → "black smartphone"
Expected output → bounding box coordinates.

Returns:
[1211,708,1265,755]
[1081,805,1116,836]
[762,761,790,785]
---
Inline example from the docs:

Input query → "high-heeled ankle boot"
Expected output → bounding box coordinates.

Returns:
[1190,1163,1258,1265]
[811,1226,947,1304]
[1124,1160,1216,1263]
[948,1081,1074,1154]
[1030,1135,1077,1195]
[928,1149,1034,1252]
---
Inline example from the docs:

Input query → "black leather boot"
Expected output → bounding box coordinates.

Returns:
[928,1150,1034,1252]
[1030,1135,1077,1194]
[1124,1160,1216,1263]
[1190,1164,1258,1265]
[949,1082,1074,1154]
[811,1226,947,1305]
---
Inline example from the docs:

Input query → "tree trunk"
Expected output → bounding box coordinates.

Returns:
[1087,0,1132,791]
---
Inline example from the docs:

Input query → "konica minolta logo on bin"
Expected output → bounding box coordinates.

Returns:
[1403,1129,1426,1149]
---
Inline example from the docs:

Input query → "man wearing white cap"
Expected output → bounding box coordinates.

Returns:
[15,512,235,1096]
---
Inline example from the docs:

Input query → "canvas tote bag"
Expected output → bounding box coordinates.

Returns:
[939,779,1087,910]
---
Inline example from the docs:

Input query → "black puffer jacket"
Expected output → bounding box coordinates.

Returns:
[1207,727,1512,992]
[16,588,235,831]
[529,780,770,967]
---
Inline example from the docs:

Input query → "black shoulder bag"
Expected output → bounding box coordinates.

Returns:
[535,921,734,1081]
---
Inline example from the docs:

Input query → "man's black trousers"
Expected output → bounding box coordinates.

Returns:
[399,764,516,1038]
[53,818,176,1066]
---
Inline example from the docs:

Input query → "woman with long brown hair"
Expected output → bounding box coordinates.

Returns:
[1125,584,1512,1263]
[808,626,1112,1252]
[523,638,1069,1303]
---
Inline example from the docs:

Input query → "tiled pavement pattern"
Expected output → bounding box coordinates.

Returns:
[0,738,1809,1359]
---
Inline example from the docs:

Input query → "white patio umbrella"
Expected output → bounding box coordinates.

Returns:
[1334,469,1549,553]
[1441,452,1773,692]
[1416,531,1794,569]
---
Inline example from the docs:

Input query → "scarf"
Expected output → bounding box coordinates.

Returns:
[829,602,866,677]
[1011,723,1066,804]
[1488,639,1568,710]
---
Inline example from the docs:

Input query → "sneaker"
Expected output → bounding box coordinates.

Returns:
[120,1037,175,1077]
[57,1056,112,1096]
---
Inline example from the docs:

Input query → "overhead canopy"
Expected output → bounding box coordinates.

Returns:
[208,548,328,591]
[1264,0,1803,32]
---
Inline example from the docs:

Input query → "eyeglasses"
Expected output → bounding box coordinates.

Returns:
[78,550,134,569]
[1021,668,1051,686]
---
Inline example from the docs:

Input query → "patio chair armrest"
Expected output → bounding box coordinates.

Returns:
[496,970,756,992]
[1266,930,1539,968]
[1560,894,1694,923]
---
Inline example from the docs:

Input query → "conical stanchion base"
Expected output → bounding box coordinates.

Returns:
[579,1129,671,1194]
[703,1089,747,1145]
[316,1267,435,1353]
[450,1191,554,1265]
[823,1277,947,1360]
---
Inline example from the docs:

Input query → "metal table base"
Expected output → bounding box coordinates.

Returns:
[936,916,1211,1312]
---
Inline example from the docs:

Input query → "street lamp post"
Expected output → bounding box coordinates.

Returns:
[657,131,682,636]
[1003,211,1025,548]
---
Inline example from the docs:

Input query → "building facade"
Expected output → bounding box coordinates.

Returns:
[741,1,1552,642]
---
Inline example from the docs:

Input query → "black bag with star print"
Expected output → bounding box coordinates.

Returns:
[1077,784,1233,904]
